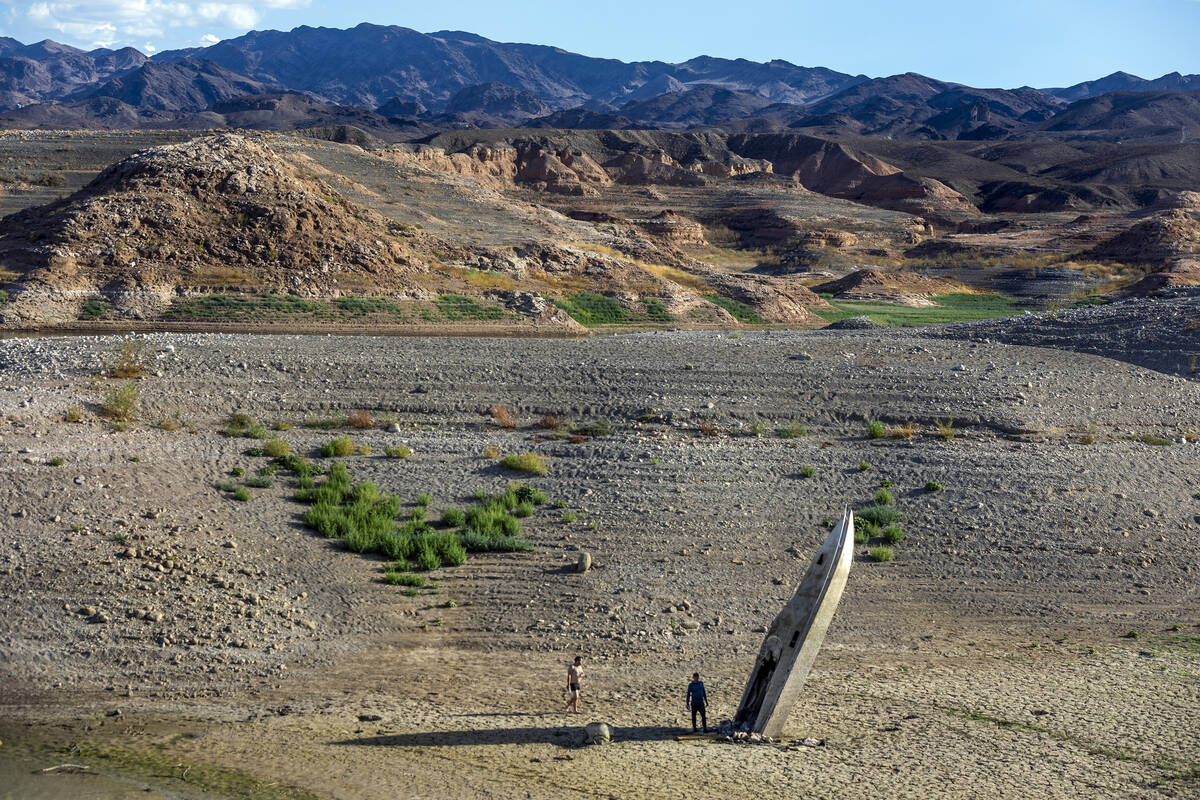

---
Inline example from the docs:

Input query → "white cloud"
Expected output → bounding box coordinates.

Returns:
[199,32,218,44]
[1,0,311,50]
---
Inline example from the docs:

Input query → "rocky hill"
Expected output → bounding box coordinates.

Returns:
[0,134,426,324]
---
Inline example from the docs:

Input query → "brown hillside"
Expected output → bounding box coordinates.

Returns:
[0,133,427,323]
[811,268,969,306]
[1091,210,1200,263]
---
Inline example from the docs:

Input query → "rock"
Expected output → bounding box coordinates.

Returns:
[387,423,401,433]
[223,540,237,549]
[576,551,592,573]
[584,722,612,745]
[357,713,383,722]
[824,316,883,330]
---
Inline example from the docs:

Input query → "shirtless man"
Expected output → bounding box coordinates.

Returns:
[565,656,584,713]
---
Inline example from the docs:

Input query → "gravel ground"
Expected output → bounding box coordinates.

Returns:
[0,325,1197,799]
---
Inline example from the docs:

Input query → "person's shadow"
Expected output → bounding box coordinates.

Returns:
[332,724,682,748]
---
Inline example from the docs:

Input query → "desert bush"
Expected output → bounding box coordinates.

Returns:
[1079,423,1098,445]
[512,500,535,518]
[272,418,293,431]
[263,437,290,458]
[776,422,807,438]
[501,452,548,475]
[321,435,357,457]
[157,417,183,431]
[539,413,564,430]
[936,418,956,441]
[512,483,547,505]
[482,445,501,459]
[698,419,720,437]
[385,444,411,459]
[384,572,426,587]
[490,404,518,429]
[562,511,578,523]
[414,541,441,571]
[747,421,766,436]
[1132,433,1174,446]
[570,420,611,437]
[101,381,139,423]
[854,520,877,544]
[869,545,895,562]
[232,486,251,502]
[858,505,902,527]
[440,508,466,528]
[48,456,64,466]
[867,420,884,439]
[304,415,347,430]
[63,406,84,423]
[874,488,894,506]
[416,492,432,507]
[882,525,905,544]
[885,423,919,439]
[347,409,373,429]
[800,465,816,478]
[880,479,892,488]
[104,339,149,379]
[244,475,272,489]
[858,461,871,472]
[925,480,943,492]
[214,480,237,492]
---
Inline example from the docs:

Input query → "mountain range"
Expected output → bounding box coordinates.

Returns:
[0,23,1196,142]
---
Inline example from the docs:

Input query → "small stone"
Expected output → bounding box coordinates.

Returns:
[387,423,401,433]
[223,540,237,549]
[576,551,592,574]
[74,475,85,485]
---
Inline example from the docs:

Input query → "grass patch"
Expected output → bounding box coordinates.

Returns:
[64,405,84,423]
[263,438,290,458]
[320,435,360,457]
[868,545,895,562]
[777,421,807,438]
[570,419,611,437]
[232,486,251,502]
[48,456,64,466]
[882,524,905,544]
[100,381,139,423]
[1130,434,1175,447]
[385,444,412,459]
[858,505,902,527]
[926,480,943,492]
[874,488,894,506]
[858,461,871,472]
[103,339,149,379]
[501,452,548,475]
[800,465,816,478]
[936,418,956,441]
[706,294,766,324]
[553,293,627,326]
[816,293,1023,328]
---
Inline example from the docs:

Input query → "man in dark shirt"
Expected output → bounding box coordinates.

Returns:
[686,672,708,732]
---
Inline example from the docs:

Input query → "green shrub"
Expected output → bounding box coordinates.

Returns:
[882,525,905,544]
[855,519,880,542]
[857,505,902,527]
[416,492,432,507]
[925,480,943,492]
[263,438,290,458]
[868,420,884,439]
[858,461,871,472]
[244,475,272,489]
[415,542,441,571]
[571,420,611,437]
[936,418,956,441]
[776,422,807,439]
[245,424,272,440]
[800,465,816,478]
[385,572,426,587]
[304,415,347,430]
[868,546,894,562]
[512,500,535,518]
[214,480,237,492]
[101,381,139,423]
[321,435,357,457]
[501,452,548,475]
[232,486,251,502]
[48,456,64,466]
[562,511,578,523]
[385,444,412,459]
[874,488,894,506]
[440,508,466,528]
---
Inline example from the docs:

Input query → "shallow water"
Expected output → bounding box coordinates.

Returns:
[0,751,213,800]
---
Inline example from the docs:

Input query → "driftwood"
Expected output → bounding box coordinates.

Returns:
[38,763,93,774]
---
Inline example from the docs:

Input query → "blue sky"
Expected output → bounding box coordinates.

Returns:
[1,0,1197,87]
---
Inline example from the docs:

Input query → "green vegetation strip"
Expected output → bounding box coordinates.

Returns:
[815,293,1024,328]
